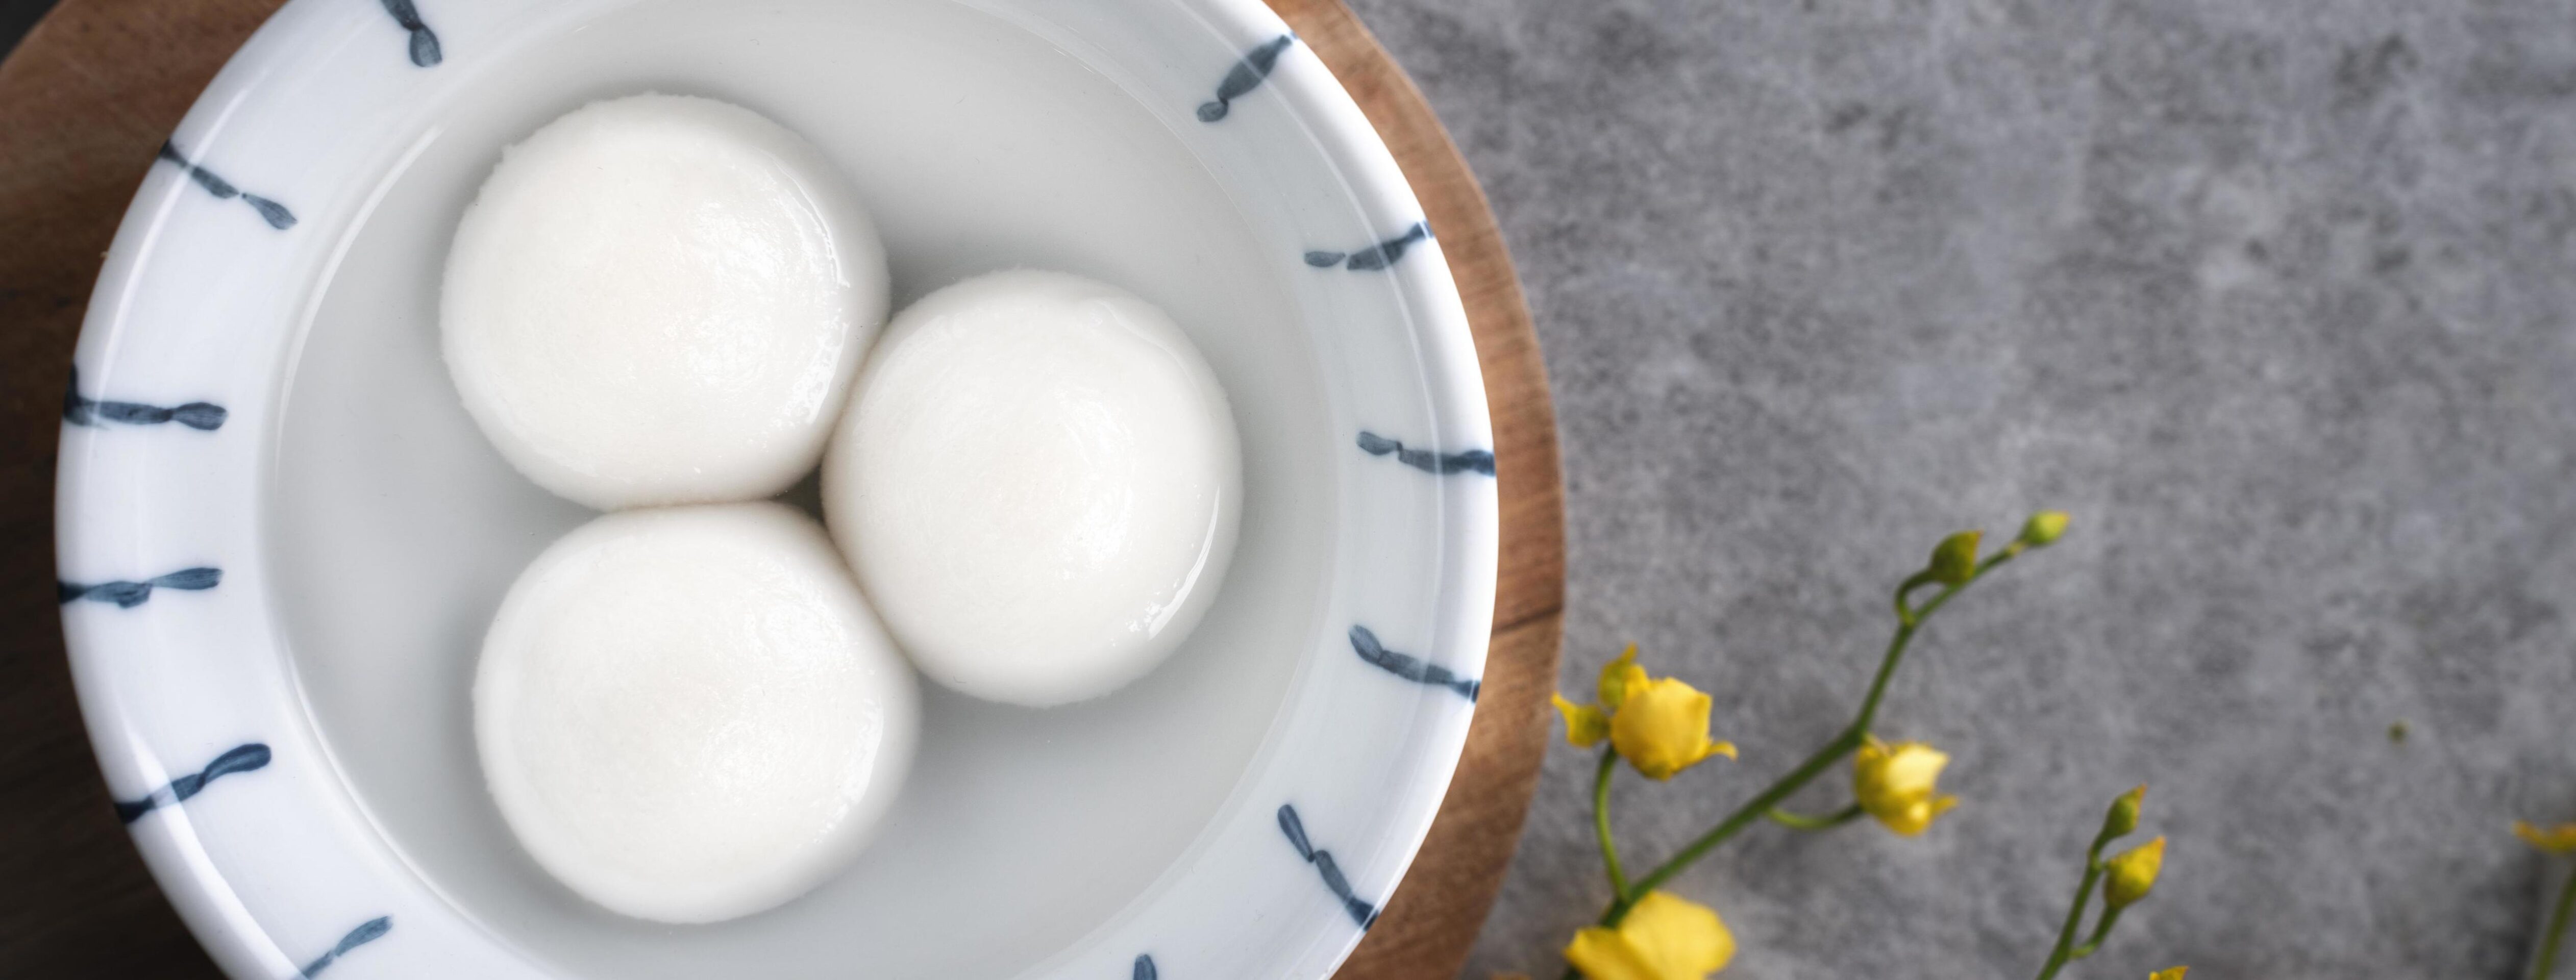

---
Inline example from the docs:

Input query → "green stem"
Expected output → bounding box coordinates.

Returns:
[2538,862,2576,980]
[2035,832,2115,980]
[1894,569,1933,623]
[1619,730,1860,911]
[2069,904,2124,960]
[1593,748,1629,901]
[1766,803,1866,831]
[1554,546,2024,980]
[1556,735,1862,980]
[1605,551,2014,924]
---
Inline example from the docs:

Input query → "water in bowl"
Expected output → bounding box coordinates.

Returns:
[267,0,1329,975]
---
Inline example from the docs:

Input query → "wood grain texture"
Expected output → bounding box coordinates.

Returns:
[0,1,1563,976]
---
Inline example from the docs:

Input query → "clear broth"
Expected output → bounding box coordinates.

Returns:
[267,0,1329,975]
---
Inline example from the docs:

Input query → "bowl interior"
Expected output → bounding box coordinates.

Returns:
[267,0,1330,975]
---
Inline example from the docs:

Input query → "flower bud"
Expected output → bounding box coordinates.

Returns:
[1599,644,1646,711]
[2102,785,2146,840]
[2515,820,2576,854]
[1926,531,1982,586]
[2103,837,2166,909]
[2018,511,2070,547]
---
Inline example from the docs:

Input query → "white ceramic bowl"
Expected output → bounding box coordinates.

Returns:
[55,0,1496,977]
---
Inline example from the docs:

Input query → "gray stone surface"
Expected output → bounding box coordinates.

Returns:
[1337,0,2576,975]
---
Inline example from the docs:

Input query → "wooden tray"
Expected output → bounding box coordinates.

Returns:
[0,1,1565,975]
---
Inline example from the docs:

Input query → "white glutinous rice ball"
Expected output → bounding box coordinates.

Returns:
[475,502,918,923]
[823,270,1242,708]
[443,93,887,510]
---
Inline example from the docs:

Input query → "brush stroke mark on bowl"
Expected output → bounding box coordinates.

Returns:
[1348,625,1478,701]
[299,915,393,977]
[1196,34,1293,122]
[114,742,272,823]
[1355,430,1492,476]
[156,140,296,230]
[1303,222,1429,271]
[1275,803,1377,929]
[63,368,227,431]
[378,0,442,67]
[59,567,223,608]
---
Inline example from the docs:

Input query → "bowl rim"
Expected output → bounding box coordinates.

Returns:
[55,0,1500,977]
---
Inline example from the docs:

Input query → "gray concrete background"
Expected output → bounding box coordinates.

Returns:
[1336,0,2576,976]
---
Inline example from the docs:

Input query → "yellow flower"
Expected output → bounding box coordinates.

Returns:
[1851,737,1960,836]
[2148,968,2188,980]
[1611,677,1739,781]
[1555,694,1611,748]
[2104,837,2166,909]
[2515,820,2576,854]
[1555,645,1735,779]
[1564,891,1737,980]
